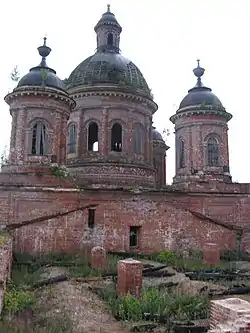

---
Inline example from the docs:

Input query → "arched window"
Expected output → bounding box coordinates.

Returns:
[31,121,48,155]
[67,123,77,154]
[111,123,122,152]
[207,137,219,166]
[178,139,185,169]
[132,124,145,154]
[107,33,113,46]
[88,122,99,151]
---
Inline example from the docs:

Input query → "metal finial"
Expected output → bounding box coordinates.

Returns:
[193,59,205,87]
[37,37,51,67]
[107,4,110,12]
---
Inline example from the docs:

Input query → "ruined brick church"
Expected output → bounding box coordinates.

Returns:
[1,6,249,255]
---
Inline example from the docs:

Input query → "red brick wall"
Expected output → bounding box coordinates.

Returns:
[0,184,237,254]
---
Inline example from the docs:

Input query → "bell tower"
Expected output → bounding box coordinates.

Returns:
[94,4,122,53]
[3,38,75,174]
[170,60,232,184]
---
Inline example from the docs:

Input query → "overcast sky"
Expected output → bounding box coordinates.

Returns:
[0,0,249,184]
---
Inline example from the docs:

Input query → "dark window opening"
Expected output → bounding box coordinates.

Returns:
[88,208,95,228]
[207,137,219,166]
[129,226,141,247]
[68,123,77,154]
[111,123,122,152]
[88,122,99,151]
[31,121,47,155]
[179,139,185,169]
[107,33,113,46]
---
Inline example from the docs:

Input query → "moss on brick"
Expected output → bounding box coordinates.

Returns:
[0,232,11,246]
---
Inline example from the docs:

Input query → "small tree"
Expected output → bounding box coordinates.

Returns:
[10,66,20,82]
[162,128,170,141]
[0,146,9,168]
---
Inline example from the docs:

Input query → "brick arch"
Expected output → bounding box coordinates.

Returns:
[203,133,221,144]
[108,118,127,127]
[28,118,52,130]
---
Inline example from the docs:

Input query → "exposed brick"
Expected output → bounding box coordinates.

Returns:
[203,243,220,265]
[209,298,250,333]
[90,246,106,269]
[117,258,143,297]
[0,234,13,314]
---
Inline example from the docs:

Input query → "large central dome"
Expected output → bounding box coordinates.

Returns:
[66,53,150,93]
[66,6,151,95]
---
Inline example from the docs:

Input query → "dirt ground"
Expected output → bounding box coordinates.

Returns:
[38,267,130,333]
[16,262,250,333]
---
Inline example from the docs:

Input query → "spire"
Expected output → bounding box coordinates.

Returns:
[37,37,51,67]
[107,4,110,12]
[193,59,205,88]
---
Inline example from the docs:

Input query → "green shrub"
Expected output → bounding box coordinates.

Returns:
[4,289,35,314]
[154,250,182,266]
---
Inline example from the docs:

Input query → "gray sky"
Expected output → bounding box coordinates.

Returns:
[0,0,249,184]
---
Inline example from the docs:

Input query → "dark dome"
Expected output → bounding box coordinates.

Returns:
[152,127,163,141]
[66,52,150,94]
[94,6,122,32]
[178,60,224,111]
[179,86,223,109]
[17,66,64,90]
[17,37,64,91]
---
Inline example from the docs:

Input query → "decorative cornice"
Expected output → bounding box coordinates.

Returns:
[10,103,71,115]
[153,140,170,151]
[66,161,155,171]
[170,107,232,124]
[67,85,158,113]
[4,86,76,109]
[175,122,228,132]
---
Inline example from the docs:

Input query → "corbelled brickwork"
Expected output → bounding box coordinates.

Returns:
[209,298,250,332]
[117,258,143,297]
[0,234,13,314]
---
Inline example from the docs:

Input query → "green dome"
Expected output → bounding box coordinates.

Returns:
[66,52,150,94]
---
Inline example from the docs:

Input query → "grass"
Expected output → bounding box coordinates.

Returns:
[102,287,209,322]
[5,249,243,329]
[152,249,233,271]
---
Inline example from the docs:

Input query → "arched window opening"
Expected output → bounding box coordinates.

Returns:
[132,124,145,154]
[107,33,113,46]
[67,123,77,154]
[207,137,219,166]
[31,121,48,155]
[179,139,185,169]
[111,123,122,152]
[88,122,99,151]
